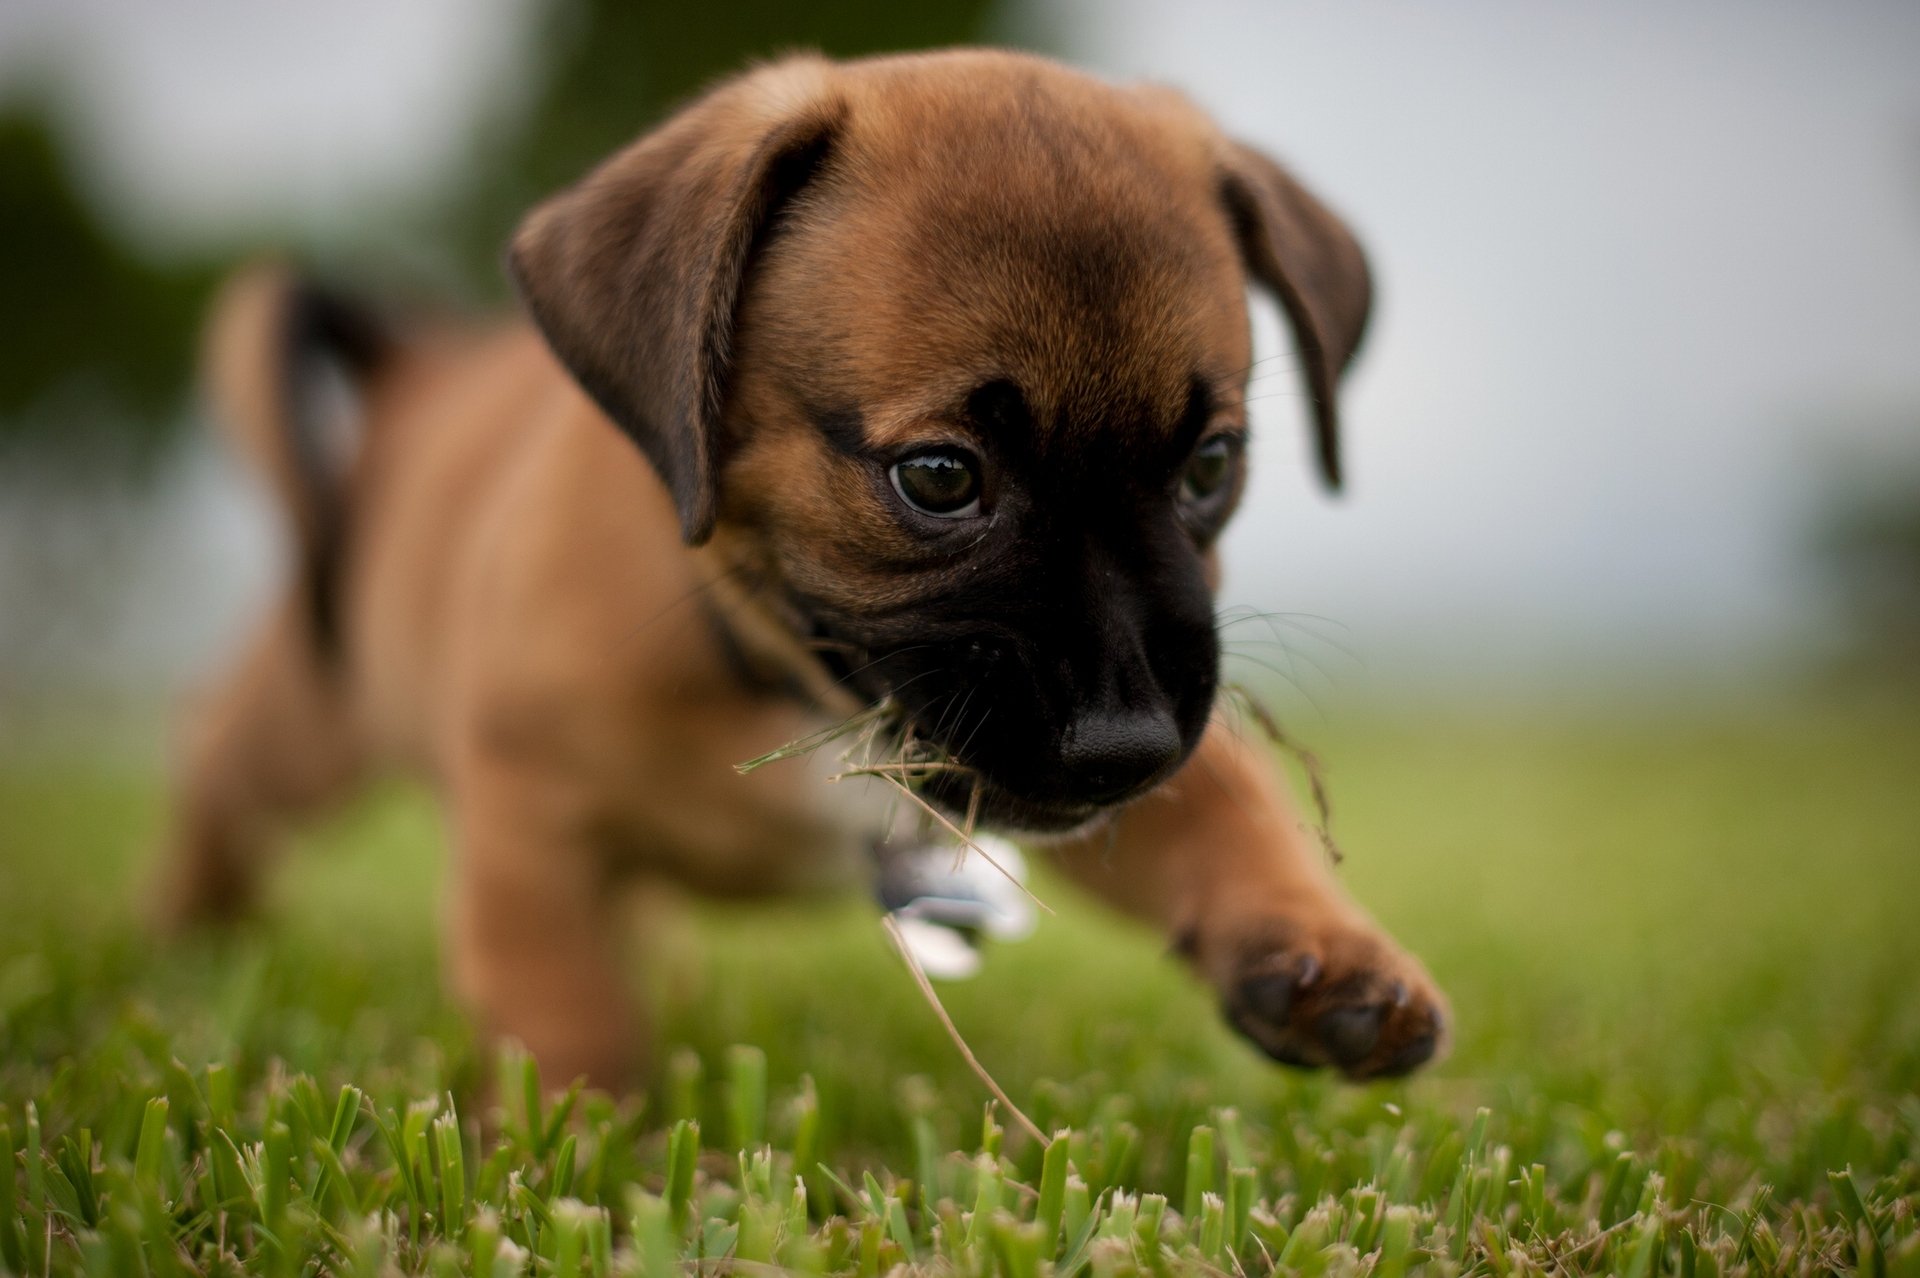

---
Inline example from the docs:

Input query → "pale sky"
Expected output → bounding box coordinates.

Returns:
[2,0,1917,696]
[0,0,541,248]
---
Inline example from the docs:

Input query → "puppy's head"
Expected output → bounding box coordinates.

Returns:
[510,50,1370,832]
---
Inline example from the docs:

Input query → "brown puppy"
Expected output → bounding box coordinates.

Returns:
[159,49,1447,1088]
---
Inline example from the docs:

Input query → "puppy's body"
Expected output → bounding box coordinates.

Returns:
[163,50,1447,1087]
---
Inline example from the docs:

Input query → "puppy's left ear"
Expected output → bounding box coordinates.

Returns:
[508,59,844,543]
[1219,144,1372,491]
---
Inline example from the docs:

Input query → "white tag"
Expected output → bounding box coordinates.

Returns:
[892,915,985,980]
[879,833,1037,981]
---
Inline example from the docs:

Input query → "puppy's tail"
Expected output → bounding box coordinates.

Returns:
[201,263,390,663]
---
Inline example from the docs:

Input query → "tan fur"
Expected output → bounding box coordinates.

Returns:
[160,50,1446,1088]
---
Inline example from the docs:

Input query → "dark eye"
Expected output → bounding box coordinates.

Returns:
[1180,435,1238,503]
[890,448,983,518]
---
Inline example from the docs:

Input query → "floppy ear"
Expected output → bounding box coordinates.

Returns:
[508,59,844,543]
[1218,143,1372,491]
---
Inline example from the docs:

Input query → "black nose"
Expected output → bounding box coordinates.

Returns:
[1059,709,1182,804]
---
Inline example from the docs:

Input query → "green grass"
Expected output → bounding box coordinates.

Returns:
[2,694,1918,1274]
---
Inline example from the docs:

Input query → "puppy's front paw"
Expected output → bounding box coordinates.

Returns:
[1198,917,1449,1081]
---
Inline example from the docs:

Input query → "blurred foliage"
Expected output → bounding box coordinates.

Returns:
[0,109,219,456]
[0,0,1002,457]
[1814,453,1920,679]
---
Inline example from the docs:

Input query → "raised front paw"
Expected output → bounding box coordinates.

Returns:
[1195,916,1449,1081]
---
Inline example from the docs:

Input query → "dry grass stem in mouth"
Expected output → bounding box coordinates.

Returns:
[1221,681,1343,866]
[732,699,900,774]
[738,695,1056,916]
[882,915,1045,1146]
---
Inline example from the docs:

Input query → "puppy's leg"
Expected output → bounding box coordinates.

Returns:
[155,598,363,927]
[1050,721,1448,1079]
[446,759,636,1091]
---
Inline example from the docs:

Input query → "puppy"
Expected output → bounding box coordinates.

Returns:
[159,49,1447,1088]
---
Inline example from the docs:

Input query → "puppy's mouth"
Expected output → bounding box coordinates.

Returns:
[911,767,1109,837]
[788,605,1201,831]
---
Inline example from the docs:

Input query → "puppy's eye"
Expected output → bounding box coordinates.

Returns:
[891,448,982,518]
[1180,435,1238,503]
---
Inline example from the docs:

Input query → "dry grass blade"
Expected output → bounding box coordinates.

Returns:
[1222,681,1343,865]
[882,915,1044,1146]
[961,782,983,856]
[734,699,899,774]
[832,759,973,780]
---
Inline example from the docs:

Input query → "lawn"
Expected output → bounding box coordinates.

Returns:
[1,691,1916,1275]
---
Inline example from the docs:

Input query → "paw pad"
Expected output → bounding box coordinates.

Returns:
[1219,937,1446,1081]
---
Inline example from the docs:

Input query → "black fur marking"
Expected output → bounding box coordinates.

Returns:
[1169,377,1215,461]
[955,378,1043,475]
[964,379,1032,439]
[811,403,869,457]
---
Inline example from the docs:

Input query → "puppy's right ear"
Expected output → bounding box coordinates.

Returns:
[1217,142,1372,493]
[508,59,843,544]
